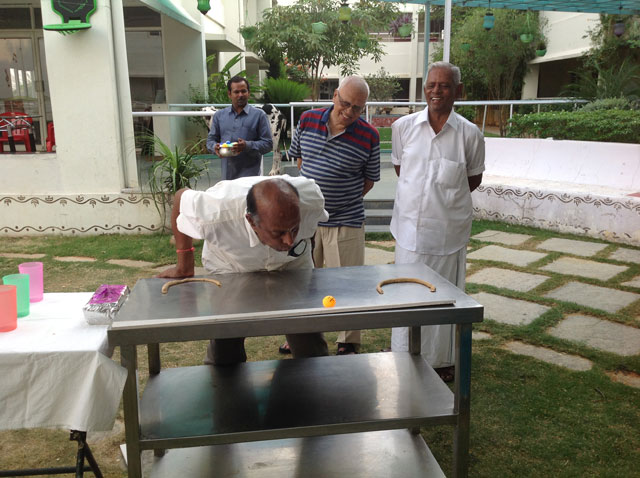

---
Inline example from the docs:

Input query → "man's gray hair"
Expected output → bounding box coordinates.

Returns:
[338,75,370,97]
[425,62,461,88]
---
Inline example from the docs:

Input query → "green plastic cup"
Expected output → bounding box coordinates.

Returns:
[3,273,30,317]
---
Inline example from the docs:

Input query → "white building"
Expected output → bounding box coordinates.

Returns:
[0,1,609,235]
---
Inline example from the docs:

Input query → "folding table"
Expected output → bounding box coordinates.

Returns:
[0,293,128,477]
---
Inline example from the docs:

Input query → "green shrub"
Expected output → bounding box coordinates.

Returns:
[454,105,476,123]
[580,97,640,112]
[507,109,640,143]
[263,77,311,104]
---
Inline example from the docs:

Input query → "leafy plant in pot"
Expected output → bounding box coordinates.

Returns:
[142,134,209,232]
[389,13,413,38]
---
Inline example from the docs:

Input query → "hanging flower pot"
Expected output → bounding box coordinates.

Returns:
[613,21,625,37]
[483,11,495,31]
[357,38,369,48]
[397,24,412,37]
[520,33,534,43]
[536,48,546,56]
[339,1,351,23]
[312,22,328,34]
[461,42,471,52]
[240,26,257,40]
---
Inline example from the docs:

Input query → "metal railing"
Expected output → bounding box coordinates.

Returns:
[132,98,589,147]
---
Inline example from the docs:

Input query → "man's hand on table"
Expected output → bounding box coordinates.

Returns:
[155,266,194,279]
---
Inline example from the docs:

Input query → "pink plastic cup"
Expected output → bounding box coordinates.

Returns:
[0,284,18,331]
[18,261,43,302]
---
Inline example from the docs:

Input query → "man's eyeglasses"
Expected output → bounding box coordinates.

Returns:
[336,90,365,115]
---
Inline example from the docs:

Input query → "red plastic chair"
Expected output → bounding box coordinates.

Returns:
[0,112,34,153]
[46,122,55,152]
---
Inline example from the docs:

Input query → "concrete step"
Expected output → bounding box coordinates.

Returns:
[365,224,391,234]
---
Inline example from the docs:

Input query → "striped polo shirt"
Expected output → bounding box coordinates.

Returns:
[289,107,380,227]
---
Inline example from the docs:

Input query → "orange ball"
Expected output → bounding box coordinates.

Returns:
[322,295,336,308]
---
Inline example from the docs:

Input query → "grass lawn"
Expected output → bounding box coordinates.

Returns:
[1,220,639,477]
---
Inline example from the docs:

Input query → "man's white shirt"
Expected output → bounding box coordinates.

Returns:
[177,175,328,273]
[390,109,485,256]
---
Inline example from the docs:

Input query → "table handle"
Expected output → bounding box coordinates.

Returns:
[376,277,436,294]
[161,277,222,294]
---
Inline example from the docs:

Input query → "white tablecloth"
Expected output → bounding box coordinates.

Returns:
[0,293,127,432]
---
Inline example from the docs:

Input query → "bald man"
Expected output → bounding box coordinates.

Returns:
[289,75,381,355]
[158,176,330,365]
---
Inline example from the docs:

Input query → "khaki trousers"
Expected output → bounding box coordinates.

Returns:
[313,225,365,347]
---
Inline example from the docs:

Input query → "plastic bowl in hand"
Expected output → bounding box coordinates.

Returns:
[218,142,238,157]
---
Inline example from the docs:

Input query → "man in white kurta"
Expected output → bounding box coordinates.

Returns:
[390,62,485,380]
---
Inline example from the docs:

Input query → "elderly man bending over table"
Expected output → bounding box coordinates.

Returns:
[158,176,330,365]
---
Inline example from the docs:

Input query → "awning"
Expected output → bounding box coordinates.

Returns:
[388,0,638,15]
[205,32,244,53]
[139,0,202,32]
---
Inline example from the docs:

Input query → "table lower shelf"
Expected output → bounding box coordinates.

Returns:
[139,352,455,448]
[147,429,446,478]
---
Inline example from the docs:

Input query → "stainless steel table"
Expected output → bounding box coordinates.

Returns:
[109,263,483,478]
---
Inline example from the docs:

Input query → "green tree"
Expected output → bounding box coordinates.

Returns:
[566,15,640,101]
[434,8,542,135]
[242,0,399,100]
[365,67,401,114]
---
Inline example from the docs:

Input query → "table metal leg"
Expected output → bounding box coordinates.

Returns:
[121,344,143,478]
[408,325,421,355]
[8,136,16,153]
[28,132,36,152]
[453,323,472,478]
[148,343,161,375]
[0,430,100,477]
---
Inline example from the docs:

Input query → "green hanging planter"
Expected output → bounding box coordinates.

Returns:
[312,22,328,34]
[357,39,369,48]
[397,24,412,37]
[536,48,547,56]
[461,42,471,52]
[240,26,257,40]
[520,33,534,43]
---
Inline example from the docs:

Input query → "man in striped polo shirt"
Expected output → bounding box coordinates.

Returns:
[288,75,381,355]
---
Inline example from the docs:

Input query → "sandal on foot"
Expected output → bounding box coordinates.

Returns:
[434,366,455,383]
[336,342,358,355]
[278,342,291,354]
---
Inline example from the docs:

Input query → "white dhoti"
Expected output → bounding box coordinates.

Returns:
[390,244,466,368]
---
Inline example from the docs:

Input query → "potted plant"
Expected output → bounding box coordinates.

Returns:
[311,21,328,34]
[239,25,257,41]
[460,40,471,52]
[389,13,413,38]
[143,134,209,231]
[535,41,547,56]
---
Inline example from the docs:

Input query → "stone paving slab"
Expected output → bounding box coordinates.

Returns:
[472,331,492,341]
[107,259,156,268]
[540,257,628,281]
[622,276,640,288]
[548,314,640,356]
[471,292,550,326]
[536,238,608,257]
[467,245,547,267]
[543,281,640,314]
[0,252,46,259]
[365,247,395,265]
[609,248,640,264]
[503,341,592,371]
[471,230,533,246]
[467,267,549,292]
[53,256,96,262]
